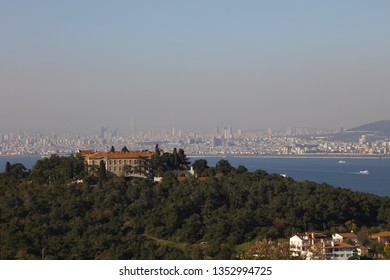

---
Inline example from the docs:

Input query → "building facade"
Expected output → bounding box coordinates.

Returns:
[332,232,358,244]
[81,150,153,177]
[290,232,356,260]
[315,241,356,260]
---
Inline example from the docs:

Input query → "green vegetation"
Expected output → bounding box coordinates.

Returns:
[1,151,390,259]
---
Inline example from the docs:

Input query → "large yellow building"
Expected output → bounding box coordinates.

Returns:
[80,150,153,177]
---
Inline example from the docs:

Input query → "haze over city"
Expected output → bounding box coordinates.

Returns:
[1,1,389,135]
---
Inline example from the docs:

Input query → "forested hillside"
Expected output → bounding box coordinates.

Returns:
[1,154,390,259]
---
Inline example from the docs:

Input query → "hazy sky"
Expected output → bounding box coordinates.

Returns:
[1,0,389,134]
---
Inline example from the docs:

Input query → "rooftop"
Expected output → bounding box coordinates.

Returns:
[87,151,153,160]
[372,231,390,238]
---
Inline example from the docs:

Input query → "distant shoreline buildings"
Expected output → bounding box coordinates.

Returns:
[1,125,390,157]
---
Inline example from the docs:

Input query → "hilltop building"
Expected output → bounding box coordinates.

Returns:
[79,150,153,177]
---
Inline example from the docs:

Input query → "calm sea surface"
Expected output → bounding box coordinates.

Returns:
[191,156,390,197]
[1,155,390,197]
[0,155,42,171]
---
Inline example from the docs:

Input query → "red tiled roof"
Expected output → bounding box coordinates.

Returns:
[296,232,327,239]
[178,176,208,182]
[87,151,153,160]
[338,232,358,238]
[315,242,355,249]
[372,231,390,238]
[78,150,95,155]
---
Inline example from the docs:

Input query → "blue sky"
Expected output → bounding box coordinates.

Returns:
[1,0,389,134]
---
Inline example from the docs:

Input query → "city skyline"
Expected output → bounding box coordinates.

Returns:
[1,1,389,134]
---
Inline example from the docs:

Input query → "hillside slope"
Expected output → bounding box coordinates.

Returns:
[348,120,390,136]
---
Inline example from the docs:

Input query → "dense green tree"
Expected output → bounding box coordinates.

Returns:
[1,155,390,260]
[5,161,11,175]
[236,165,248,174]
[191,159,209,176]
[155,144,161,155]
[215,159,234,175]
[98,160,107,186]
[28,154,85,186]
[121,146,129,153]
[178,149,190,169]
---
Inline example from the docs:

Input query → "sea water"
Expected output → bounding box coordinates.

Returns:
[1,155,390,197]
[192,156,390,197]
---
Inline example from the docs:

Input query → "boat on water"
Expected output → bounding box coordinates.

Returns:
[338,160,346,164]
[359,170,369,175]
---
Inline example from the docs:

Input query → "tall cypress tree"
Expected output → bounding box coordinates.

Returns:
[5,161,11,175]
[98,160,107,186]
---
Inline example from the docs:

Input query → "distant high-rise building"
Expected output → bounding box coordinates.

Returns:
[100,126,108,139]
[213,137,222,147]
[359,135,366,145]
[224,127,229,139]
[113,129,119,138]
[130,118,137,135]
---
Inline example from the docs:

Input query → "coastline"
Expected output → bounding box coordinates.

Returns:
[2,153,390,160]
[189,154,390,159]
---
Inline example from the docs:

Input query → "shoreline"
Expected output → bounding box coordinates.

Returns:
[2,153,390,160]
[188,154,390,159]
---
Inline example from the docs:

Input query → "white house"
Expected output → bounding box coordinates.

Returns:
[332,232,358,244]
[314,241,356,260]
[289,233,326,259]
[290,235,311,258]
[290,232,356,260]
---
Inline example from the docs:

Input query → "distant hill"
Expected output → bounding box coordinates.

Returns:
[348,120,390,136]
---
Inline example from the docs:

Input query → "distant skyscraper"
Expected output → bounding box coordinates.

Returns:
[100,126,108,139]
[359,135,366,145]
[130,118,137,135]
[224,127,228,139]
[113,129,119,137]
[213,137,222,147]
